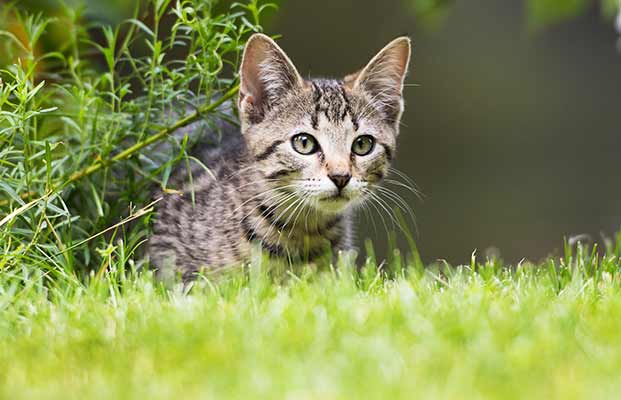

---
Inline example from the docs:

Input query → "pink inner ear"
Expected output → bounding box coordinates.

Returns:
[241,64,262,100]
[351,37,411,94]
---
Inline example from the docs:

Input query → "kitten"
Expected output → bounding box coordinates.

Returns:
[150,34,411,280]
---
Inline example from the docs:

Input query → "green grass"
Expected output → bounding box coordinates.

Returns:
[3,239,621,399]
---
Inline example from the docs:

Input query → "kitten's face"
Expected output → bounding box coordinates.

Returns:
[238,35,410,215]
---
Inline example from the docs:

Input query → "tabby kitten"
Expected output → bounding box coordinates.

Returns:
[150,34,411,280]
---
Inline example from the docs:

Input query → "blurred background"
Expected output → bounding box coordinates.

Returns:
[269,0,621,265]
[5,0,621,265]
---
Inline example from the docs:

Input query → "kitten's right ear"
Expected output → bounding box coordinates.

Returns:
[239,33,304,124]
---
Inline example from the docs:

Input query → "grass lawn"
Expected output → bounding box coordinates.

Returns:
[2,241,621,400]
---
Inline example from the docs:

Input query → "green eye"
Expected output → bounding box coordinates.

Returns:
[291,133,319,155]
[352,135,375,156]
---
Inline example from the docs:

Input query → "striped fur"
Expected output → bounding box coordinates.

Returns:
[150,34,411,280]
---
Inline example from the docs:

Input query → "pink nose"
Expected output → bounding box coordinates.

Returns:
[329,173,351,190]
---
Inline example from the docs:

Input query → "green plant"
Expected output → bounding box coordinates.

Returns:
[0,0,275,278]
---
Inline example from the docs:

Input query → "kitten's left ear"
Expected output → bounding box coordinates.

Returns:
[346,37,411,126]
[239,33,305,124]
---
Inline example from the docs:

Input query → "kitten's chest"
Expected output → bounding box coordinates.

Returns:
[238,198,349,264]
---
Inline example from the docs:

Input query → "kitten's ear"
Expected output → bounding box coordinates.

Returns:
[239,33,305,124]
[346,37,411,125]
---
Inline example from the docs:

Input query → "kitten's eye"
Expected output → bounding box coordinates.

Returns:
[291,133,319,155]
[352,135,375,156]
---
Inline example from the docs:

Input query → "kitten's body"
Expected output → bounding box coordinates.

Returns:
[150,35,411,279]
[150,106,352,279]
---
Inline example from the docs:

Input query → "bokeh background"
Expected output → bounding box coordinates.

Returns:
[6,0,621,264]
[269,0,621,265]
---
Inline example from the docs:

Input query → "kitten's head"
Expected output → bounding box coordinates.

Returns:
[238,34,411,214]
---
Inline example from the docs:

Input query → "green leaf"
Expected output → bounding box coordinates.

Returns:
[125,18,154,38]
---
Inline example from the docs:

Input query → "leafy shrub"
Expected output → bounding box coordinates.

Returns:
[0,0,274,279]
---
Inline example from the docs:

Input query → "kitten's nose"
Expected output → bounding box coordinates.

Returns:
[329,173,351,190]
